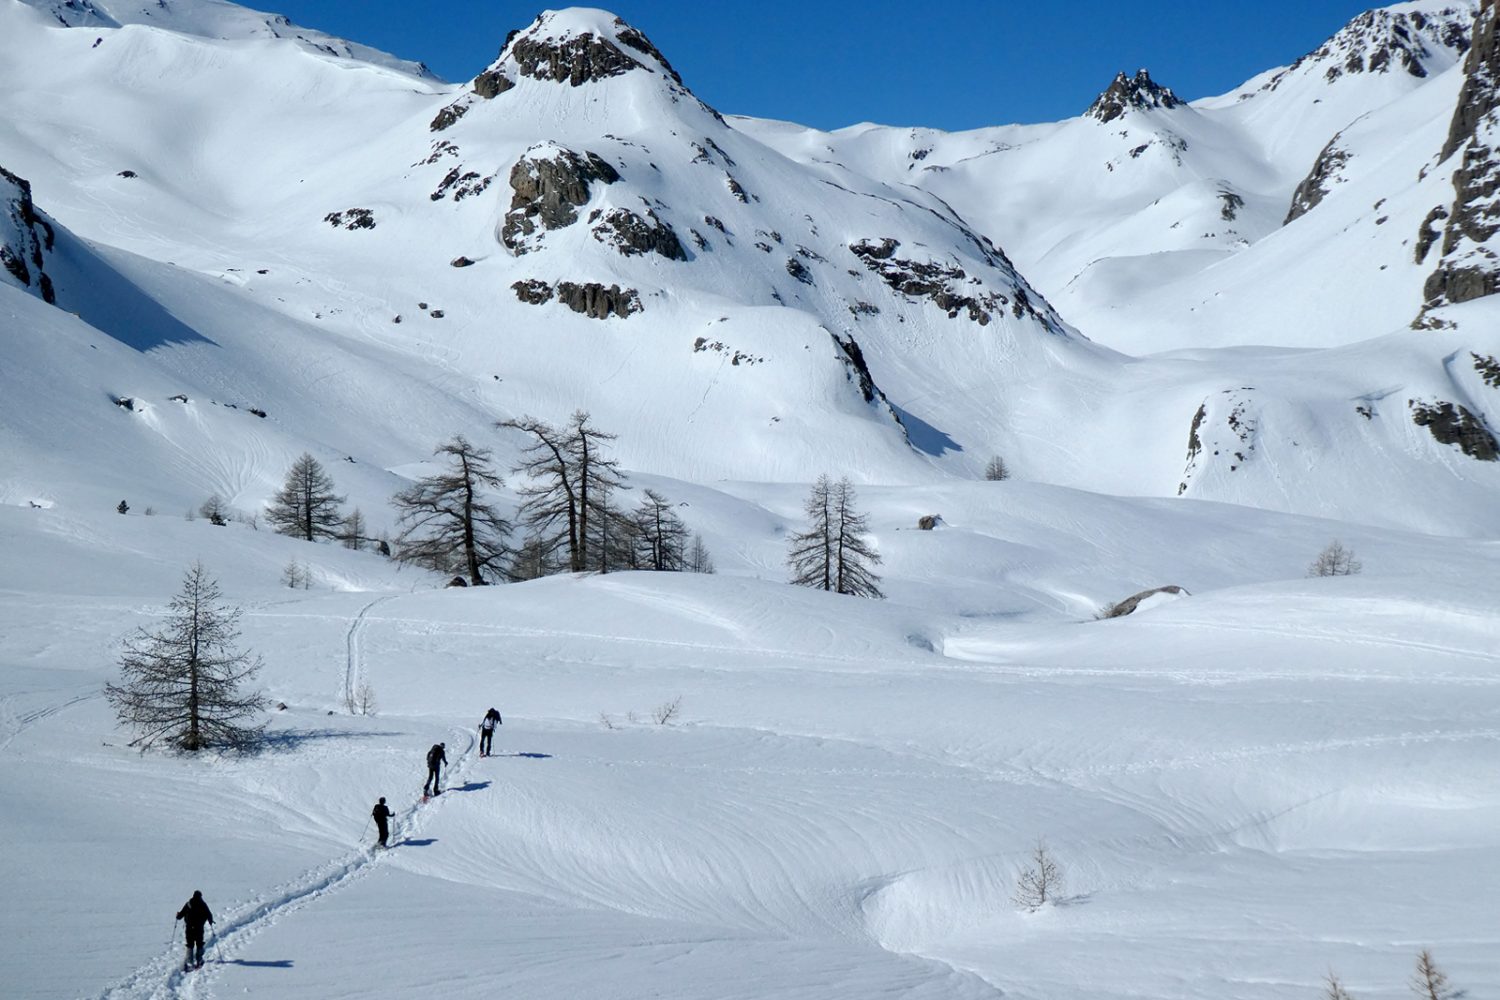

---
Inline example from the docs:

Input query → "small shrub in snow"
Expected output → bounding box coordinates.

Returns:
[1309,540,1362,577]
[598,712,616,730]
[984,455,1010,481]
[116,500,129,515]
[1012,837,1064,911]
[343,681,377,717]
[143,506,155,516]
[1324,972,1357,1000]
[652,696,683,726]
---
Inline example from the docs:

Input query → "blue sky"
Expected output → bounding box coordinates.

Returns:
[275,1,1387,130]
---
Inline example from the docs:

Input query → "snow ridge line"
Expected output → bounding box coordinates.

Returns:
[342,595,396,712]
[94,725,478,1000]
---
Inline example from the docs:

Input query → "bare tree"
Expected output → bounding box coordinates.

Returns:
[788,475,835,591]
[104,563,266,752]
[341,507,368,550]
[281,561,312,589]
[1325,972,1357,1000]
[789,476,884,598]
[500,411,627,574]
[1411,950,1463,1000]
[508,531,568,581]
[343,680,378,716]
[199,494,230,526]
[686,532,715,574]
[267,453,345,541]
[1309,540,1363,577]
[984,455,1010,481]
[1012,837,1064,911]
[652,695,683,725]
[391,436,512,585]
[635,489,689,571]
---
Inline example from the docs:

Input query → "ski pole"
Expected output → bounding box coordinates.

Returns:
[170,916,179,946]
[210,924,220,964]
[361,816,372,842]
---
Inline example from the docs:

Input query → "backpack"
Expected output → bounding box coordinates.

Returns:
[427,744,443,768]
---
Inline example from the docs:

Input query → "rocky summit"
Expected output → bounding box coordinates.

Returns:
[1084,69,1183,122]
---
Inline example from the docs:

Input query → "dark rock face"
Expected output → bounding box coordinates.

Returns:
[1420,3,1500,319]
[511,278,642,319]
[473,67,514,99]
[590,206,686,260]
[849,237,1007,325]
[614,20,684,85]
[1285,136,1351,224]
[511,32,642,86]
[450,256,475,268]
[324,208,376,230]
[1474,351,1500,387]
[429,101,470,132]
[501,147,620,254]
[1,164,57,304]
[430,167,493,203]
[785,256,814,285]
[1086,69,1183,123]
[1415,205,1450,263]
[1409,398,1499,459]
[1260,5,1472,93]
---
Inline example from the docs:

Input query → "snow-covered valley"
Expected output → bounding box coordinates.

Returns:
[1,1,1497,998]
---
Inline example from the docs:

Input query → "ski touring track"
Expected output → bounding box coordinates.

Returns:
[343,595,397,712]
[94,724,478,1000]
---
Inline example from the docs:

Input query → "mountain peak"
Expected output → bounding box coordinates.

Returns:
[472,8,683,98]
[1257,1,1475,94]
[1085,69,1183,123]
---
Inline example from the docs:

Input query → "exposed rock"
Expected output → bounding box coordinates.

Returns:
[1086,69,1183,123]
[848,237,1007,325]
[117,169,137,178]
[429,100,470,131]
[511,278,641,319]
[1474,351,1500,387]
[692,336,763,366]
[324,207,375,230]
[1409,398,1499,459]
[916,515,941,531]
[1260,5,1472,93]
[450,256,476,268]
[473,66,514,98]
[1219,189,1245,221]
[0,164,57,304]
[511,278,553,305]
[1419,3,1500,319]
[1099,585,1189,619]
[430,167,493,202]
[726,174,750,203]
[785,256,814,285]
[1415,205,1450,263]
[1178,389,1259,494]
[501,146,620,254]
[1285,135,1351,224]
[614,21,684,85]
[511,30,643,86]
[590,206,686,260]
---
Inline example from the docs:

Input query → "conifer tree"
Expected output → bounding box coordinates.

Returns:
[266,453,345,541]
[787,476,883,598]
[104,562,266,752]
[391,436,511,584]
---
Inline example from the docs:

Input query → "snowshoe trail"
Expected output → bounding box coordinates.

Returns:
[342,595,395,712]
[95,726,477,1000]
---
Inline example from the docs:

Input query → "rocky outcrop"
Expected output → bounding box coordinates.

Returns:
[1285,135,1351,224]
[1,165,57,304]
[501,146,620,254]
[324,207,375,230]
[1474,351,1500,387]
[1409,398,1498,459]
[849,238,1009,325]
[510,278,642,319]
[589,206,686,260]
[1260,4,1473,93]
[1420,2,1500,318]
[1086,70,1183,123]
[430,167,493,203]
[1177,389,1259,495]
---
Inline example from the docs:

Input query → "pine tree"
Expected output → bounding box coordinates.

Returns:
[1410,950,1462,1000]
[266,453,345,541]
[391,436,511,585]
[1012,837,1064,911]
[686,532,715,574]
[104,563,266,752]
[984,455,1010,481]
[787,476,882,598]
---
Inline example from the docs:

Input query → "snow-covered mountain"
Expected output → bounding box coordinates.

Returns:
[2,3,1499,999]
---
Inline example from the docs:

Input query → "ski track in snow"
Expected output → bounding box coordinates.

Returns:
[342,595,396,712]
[0,692,95,752]
[94,725,477,1000]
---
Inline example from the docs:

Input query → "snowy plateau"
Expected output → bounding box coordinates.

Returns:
[0,0,1498,997]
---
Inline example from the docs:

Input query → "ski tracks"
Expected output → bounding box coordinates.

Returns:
[95,726,478,1000]
[342,595,396,712]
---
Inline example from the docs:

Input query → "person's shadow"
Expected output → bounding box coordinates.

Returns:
[223,959,294,969]
[398,838,438,848]
[449,781,490,793]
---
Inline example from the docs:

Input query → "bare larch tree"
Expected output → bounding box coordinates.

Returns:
[266,452,345,541]
[104,562,266,752]
[635,488,690,571]
[1411,950,1462,1000]
[391,436,512,585]
[1309,539,1363,577]
[1012,837,1064,911]
[500,411,627,574]
[789,476,884,597]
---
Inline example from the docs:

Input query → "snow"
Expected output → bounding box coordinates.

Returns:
[0,1,1498,998]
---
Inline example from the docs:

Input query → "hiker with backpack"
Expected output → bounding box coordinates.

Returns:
[175,890,214,971]
[423,742,447,796]
[478,707,502,756]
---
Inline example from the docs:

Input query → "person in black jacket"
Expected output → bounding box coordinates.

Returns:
[175,890,214,971]
[478,708,501,756]
[372,797,393,848]
[423,742,447,796]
